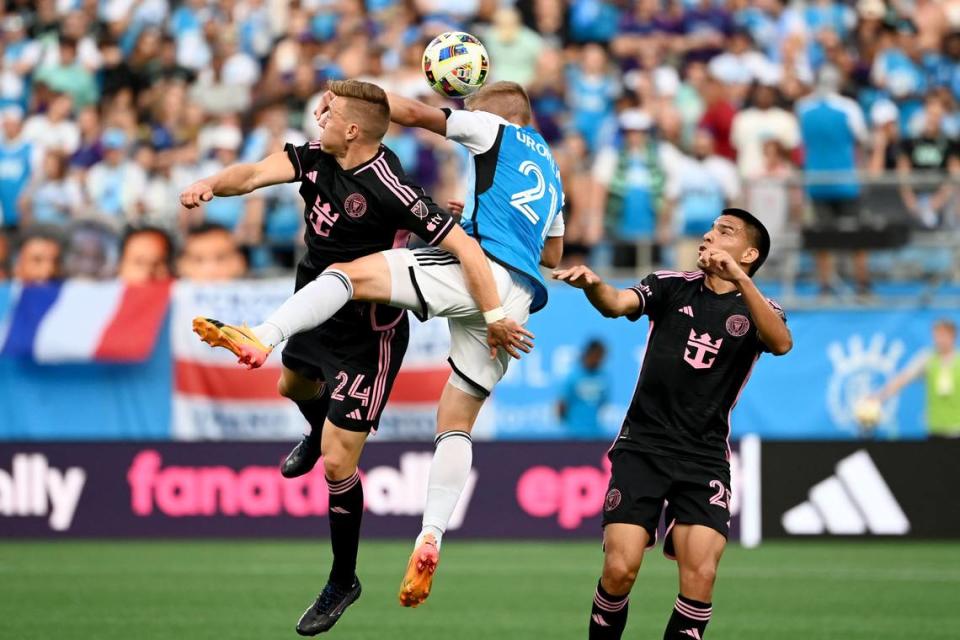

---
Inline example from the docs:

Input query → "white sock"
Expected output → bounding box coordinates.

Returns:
[253,269,353,347]
[418,430,472,550]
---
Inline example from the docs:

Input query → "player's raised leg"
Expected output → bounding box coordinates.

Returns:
[296,420,368,636]
[588,523,647,639]
[663,524,725,640]
[276,365,328,478]
[399,382,483,607]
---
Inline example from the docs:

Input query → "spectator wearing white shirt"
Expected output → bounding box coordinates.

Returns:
[84,128,147,222]
[731,82,801,178]
[22,93,81,157]
[661,128,741,270]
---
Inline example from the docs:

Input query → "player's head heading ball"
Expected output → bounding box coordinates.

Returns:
[707,208,771,276]
[320,80,391,152]
[464,81,532,126]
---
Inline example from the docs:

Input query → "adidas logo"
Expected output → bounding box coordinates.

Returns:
[591,614,610,627]
[680,630,702,639]
[330,506,351,515]
[678,306,694,317]
[347,409,363,420]
[782,450,910,535]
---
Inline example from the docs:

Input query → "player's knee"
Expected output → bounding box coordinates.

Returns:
[680,562,717,591]
[322,453,356,481]
[327,261,365,289]
[603,555,639,593]
[277,374,314,401]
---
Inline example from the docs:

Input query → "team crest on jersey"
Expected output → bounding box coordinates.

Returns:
[604,488,622,512]
[410,199,429,219]
[725,314,750,337]
[344,193,367,218]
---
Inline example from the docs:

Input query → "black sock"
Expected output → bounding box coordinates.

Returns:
[295,386,329,440]
[589,580,629,639]
[326,471,363,588]
[663,594,712,639]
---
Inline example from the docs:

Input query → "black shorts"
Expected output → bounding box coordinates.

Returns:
[602,448,731,559]
[281,261,410,433]
[812,197,860,227]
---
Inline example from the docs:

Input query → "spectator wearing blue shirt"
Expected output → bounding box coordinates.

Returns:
[558,339,611,438]
[567,43,621,151]
[872,21,928,128]
[797,66,871,295]
[0,106,38,229]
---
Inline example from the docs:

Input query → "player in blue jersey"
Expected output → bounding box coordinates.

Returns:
[204,81,565,607]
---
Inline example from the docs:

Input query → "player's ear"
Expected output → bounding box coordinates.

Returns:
[345,122,360,142]
[741,246,759,271]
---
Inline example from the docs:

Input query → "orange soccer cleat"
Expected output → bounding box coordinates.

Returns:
[398,534,439,608]
[192,317,272,369]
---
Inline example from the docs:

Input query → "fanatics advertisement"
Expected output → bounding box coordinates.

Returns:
[761,440,960,539]
[0,442,751,542]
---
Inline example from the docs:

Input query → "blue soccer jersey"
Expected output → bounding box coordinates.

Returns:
[441,109,565,312]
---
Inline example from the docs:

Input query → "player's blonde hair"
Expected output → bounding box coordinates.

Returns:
[328,79,391,141]
[464,81,532,126]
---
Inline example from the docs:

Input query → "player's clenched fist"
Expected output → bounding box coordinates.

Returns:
[551,265,600,289]
[697,248,746,283]
[180,181,214,209]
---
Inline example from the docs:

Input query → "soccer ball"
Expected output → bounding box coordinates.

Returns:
[422,32,489,98]
[853,397,883,429]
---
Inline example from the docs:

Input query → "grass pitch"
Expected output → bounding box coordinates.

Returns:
[1,540,957,639]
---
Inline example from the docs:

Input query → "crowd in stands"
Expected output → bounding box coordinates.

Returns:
[1,0,959,295]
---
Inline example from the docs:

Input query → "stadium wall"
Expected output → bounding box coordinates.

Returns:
[1,280,954,441]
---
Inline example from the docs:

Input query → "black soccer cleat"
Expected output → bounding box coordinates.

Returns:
[296,578,362,636]
[281,435,321,478]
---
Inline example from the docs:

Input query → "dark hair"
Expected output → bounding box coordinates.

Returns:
[121,224,174,265]
[721,208,770,275]
[584,339,607,354]
[16,225,65,253]
[181,222,247,264]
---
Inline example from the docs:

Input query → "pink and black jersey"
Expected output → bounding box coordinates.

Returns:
[284,141,455,272]
[615,270,786,462]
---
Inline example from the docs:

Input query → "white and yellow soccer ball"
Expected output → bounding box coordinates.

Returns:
[853,396,883,429]
[422,31,489,98]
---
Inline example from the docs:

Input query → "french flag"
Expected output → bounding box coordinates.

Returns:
[0,280,171,363]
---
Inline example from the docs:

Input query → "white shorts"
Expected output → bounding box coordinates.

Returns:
[382,247,534,398]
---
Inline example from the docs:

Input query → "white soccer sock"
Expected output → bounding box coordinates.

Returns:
[418,430,473,550]
[253,269,354,347]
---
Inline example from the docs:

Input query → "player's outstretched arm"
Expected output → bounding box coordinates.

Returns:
[440,225,535,360]
[552,265,640,318]
[179,151,296,208]
[385,92,447,136]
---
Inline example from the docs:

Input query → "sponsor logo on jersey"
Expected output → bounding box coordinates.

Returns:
[725,314,750,337]
[604,488,622,512]
[344,193,367,218]
[781,450,910,535]
[684,331,723,370]
[426,213,443,231]
[410,200,429,219]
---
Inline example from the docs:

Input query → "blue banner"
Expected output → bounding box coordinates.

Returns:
[0,282,954,441]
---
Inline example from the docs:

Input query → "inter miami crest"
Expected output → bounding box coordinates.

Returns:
[344,193,367,219]
[604,488,622,512]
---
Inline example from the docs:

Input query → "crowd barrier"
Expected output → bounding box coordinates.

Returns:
[2,280,955,441]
